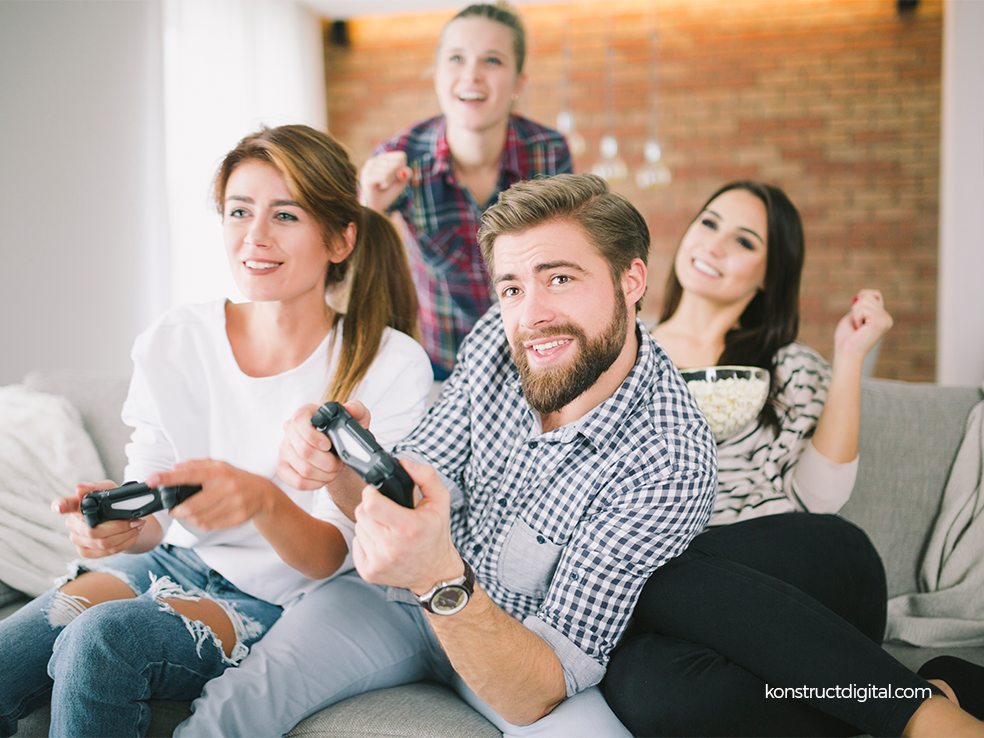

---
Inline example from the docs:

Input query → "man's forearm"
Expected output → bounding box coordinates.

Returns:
[324,464,371,521]
[426,585,567,726]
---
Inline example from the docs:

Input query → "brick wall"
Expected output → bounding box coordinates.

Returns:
[323,0,941,381]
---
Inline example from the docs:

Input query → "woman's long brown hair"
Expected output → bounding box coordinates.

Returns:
[213,125,420,402]
[661,181,805,435]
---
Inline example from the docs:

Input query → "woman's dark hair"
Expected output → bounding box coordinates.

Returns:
[661,181,804,434]
[212,125,419,403]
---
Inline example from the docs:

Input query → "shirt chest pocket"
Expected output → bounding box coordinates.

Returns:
[497,519,565,598]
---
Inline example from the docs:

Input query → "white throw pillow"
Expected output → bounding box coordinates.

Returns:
[0,385,106,596]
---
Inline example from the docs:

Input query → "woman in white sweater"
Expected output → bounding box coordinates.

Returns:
[0,125,432,737]
[602,182,984,737]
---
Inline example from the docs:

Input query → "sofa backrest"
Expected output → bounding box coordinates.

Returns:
[21,370,984,602]
[23,370,131,484]
[839,378,983,598]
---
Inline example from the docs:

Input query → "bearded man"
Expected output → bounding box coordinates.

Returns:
[176,173,717,738]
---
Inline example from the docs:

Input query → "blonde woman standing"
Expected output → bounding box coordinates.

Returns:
[361,2,573,379]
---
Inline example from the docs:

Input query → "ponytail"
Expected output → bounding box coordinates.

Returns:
[323,207,420,403]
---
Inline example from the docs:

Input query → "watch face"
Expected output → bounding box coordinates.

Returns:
[432,585,468,614]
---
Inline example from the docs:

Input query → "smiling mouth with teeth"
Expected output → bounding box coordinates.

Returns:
[531,338,571,354]
[457,91,486,101]
[245,260,283,269]
[692,259,722,278]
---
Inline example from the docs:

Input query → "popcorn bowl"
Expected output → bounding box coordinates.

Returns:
[680,366,770,442]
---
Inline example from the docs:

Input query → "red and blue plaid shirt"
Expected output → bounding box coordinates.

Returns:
[374,114,572,375]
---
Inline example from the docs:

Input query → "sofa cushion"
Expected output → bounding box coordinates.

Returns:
[15,683,502,738]
[0,579,28,610]
[840,379,983,598]
[288,682,500,737]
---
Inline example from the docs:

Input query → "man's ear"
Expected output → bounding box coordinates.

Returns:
[622,258,648,308]
[331,222,357,263]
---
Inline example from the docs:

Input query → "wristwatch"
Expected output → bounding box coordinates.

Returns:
[416,559,475,615]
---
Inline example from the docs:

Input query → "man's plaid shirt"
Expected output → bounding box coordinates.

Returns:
[394,303,717,695]
[375,114,573,373]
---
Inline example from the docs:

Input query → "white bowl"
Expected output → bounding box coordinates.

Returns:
[680,366,770,442]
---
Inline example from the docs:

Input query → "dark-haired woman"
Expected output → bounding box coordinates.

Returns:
[360,2,572,379]
[601,182,984,737]
[0,125,432,737]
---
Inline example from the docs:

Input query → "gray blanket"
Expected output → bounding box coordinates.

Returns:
[886,392,984,647]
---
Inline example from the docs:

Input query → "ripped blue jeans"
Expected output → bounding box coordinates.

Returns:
[0,544,282,738]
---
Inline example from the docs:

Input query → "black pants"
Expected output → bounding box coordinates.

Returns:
[601,513,936,737]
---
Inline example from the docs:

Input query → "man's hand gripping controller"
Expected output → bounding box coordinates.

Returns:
[81,483,202,528]
[310,402,415,508]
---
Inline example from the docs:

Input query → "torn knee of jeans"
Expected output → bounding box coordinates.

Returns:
[149,575,265,667]
[45,562,138,628]
[54,560,138,593]
[45,590,91,627]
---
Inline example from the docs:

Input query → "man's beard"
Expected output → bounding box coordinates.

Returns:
[511,298,629,416]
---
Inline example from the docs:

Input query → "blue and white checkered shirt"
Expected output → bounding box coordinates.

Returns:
[395,303,717,695]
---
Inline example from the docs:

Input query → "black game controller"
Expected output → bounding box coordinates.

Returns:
[81,482,202,528]
[310,402,415,508]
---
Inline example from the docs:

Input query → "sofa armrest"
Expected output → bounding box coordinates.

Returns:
[839,378,983,598]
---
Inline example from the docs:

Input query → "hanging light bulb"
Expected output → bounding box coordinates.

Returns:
[593,133,628,182]
[591,30,626,183]
[557,110,586,159]
[636,11,671,190]
[556,3,585,158]
[636,138,671,189]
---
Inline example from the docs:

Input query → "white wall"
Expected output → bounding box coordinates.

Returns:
[163,0,328,308]
[0,0,327,388]
[938,0,984,386]
[0,0,168,386]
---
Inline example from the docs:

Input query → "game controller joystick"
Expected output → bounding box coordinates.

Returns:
[310,402,415,508]
[81,482,202,528]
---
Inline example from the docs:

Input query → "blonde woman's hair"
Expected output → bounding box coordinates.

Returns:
[212,125,420,402]
[441,2,527,73]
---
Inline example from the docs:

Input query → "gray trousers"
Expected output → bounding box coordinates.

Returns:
[173,571,630,738]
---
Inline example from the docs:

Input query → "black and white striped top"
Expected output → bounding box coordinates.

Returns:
[709,342,859,526]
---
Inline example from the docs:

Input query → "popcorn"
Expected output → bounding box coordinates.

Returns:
[684,369,770,442]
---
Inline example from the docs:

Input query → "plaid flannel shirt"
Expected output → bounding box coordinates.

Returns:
[375,114,573,373]
[394,303,717,695]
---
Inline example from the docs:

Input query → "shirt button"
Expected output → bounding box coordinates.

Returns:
[528,441,538,449]
[536,535,546,544]
[497,498,508,507]
[472,543,482,554]
[570,571,579,581]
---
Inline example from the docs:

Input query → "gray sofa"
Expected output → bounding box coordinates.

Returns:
[2,369,982,737]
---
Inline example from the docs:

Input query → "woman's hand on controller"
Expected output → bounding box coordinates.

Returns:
[148,460,277,531]
[277,401,372,491]
[56,480,147,558]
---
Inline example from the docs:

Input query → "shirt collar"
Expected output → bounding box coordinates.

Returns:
[500,116,524,180]
[432,118,452,178]
[431,115,524,181]
[573,321,661,450]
